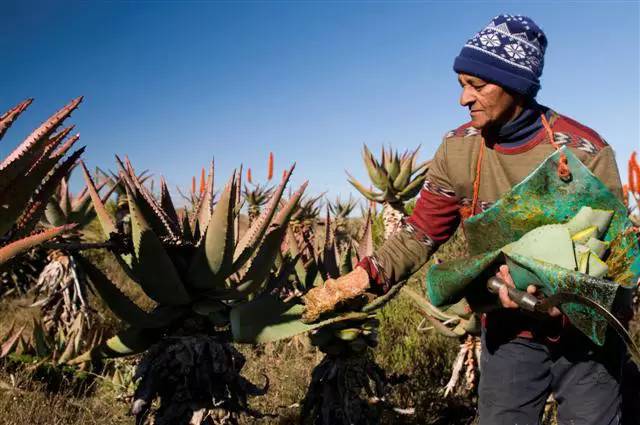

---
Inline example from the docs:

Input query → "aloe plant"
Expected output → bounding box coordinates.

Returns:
[243,182,274,225]
[73,157,307,425]
[0,98,84,272]
[328,195,359,252]
[232,208,408,425]
[347,145,430,239]
[0,97,93,363]
[288,193,324,266]
[20,168,120,363]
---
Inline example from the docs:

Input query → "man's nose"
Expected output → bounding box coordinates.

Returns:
[460,87,475,107]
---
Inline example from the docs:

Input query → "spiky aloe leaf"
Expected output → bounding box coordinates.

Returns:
[193,160,214,236]
[0,224,75,266]
[396,173,426,201]
[0,99,33,141]
[319,210,340,280]
[286,228,308,286]
[0,325,26,358]
[181,209,194,243]
[339,243,354,275]
[67,202,97,228]
[189,174,237,290]
[47,132,80,164]
[346,172,383,202]
[119,178,165,236]
[0,152,60,235]
[78,255,179,328]
[71,175,109,215]
[13,147,86,237]
[362,145,386,189]
[69,327,161,364]
[230,294,369,344]
[211,182,308,300]
[117,156,176,238]
[0,97,82,192]
[127,186,191,306]
[80,161,117,236]
[392,149,416,191]
[387,152,401,181]
[232,164,295,271]
[44,200,66,227]
[159,177,180,227]
[234,165,243,246]
[59,178,71,217]
[357,209,374,260]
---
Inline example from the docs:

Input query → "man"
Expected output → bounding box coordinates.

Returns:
[303,14,628,425]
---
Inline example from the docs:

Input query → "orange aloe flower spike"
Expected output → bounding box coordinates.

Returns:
[267,152,274,180]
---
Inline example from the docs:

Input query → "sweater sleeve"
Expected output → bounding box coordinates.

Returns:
[358,140,462,292]
[584,145,624,202]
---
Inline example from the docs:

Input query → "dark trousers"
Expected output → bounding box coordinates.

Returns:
[478,316,624,425]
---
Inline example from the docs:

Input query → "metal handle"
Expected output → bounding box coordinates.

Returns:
[487,276,539,312]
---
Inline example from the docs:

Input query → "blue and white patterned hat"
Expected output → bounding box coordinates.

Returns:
[453,14,548,98]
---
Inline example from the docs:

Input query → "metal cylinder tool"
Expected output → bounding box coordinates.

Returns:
[486,276,538,312]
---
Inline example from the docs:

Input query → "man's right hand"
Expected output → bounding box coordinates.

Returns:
[495,265,561,317]
[302,267,370,323]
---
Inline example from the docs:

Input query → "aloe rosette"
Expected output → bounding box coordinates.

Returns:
[347,145,430,239]
[0,97,84,276]
[73,158,306,424]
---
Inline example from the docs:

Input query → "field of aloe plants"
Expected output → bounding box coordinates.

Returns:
[0,98,638,425]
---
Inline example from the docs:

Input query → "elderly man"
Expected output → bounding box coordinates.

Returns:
[303,14,627,425]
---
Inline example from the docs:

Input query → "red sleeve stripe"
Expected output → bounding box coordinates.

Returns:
[407,188,461,244]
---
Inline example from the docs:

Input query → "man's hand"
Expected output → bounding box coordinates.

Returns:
[302,267,370,323]
[495,265,562,317]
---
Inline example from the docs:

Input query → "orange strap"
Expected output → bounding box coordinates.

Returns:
[540,113,571,181]
[469,138,485,217]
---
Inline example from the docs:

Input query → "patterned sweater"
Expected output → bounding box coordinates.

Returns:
[359,108,624,293]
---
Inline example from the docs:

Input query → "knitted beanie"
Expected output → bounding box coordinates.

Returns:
[453,14,548,98]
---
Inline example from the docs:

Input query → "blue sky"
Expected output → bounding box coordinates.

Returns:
[1,1,638,206]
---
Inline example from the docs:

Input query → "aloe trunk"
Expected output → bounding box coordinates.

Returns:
[131,335,266,425]
[34,249,96,363]
[381,202,405,240]
[301,317,403,425]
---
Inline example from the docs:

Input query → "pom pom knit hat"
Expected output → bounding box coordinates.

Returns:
[453,14,548,98]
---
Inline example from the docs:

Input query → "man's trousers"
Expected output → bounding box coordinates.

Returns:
[477,320,624,425]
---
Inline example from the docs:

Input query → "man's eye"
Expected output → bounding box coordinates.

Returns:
[473,85,485,90]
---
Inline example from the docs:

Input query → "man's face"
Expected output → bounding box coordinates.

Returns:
[458,73,520,130]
